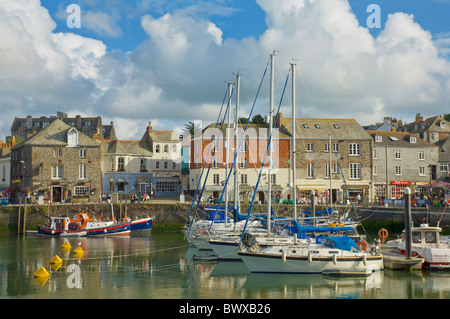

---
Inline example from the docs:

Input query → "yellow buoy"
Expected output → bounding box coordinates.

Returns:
[73,245,84,256]
[50,255,63,265]
[34,266,50,278]
[61,241,71,250]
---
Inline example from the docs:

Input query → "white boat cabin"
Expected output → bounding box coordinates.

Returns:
[411,224,441,248]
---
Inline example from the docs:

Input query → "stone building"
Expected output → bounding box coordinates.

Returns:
[278,116,374,204]
[10,111,116,141]
[399,113,450,144]
[367,130,439,200]
[10,119,102,203]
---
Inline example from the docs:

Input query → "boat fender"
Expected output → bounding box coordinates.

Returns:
[282,251,286,262]
[332,254,337,265]
[363,255,367,266]
[308,252,312,262]
[241,232,257,249]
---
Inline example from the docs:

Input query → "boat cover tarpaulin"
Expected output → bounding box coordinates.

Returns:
[317,236,360,252]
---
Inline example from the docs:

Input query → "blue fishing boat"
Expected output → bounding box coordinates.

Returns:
[130,217,153,232]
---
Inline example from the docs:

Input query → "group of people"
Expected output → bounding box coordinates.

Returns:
[130,191,153,203]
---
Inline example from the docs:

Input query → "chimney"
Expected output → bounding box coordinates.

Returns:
[147,121,152,133]
[415,113,423,123]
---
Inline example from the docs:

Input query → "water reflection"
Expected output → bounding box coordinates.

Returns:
[2,234,450,299]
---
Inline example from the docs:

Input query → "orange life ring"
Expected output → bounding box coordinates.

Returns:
[357,241,367,251]
[378,228,388,239]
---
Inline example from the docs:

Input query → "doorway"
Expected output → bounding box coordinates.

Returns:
[52,186,62,202]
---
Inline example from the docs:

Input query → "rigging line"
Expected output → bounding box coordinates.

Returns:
[185,87,230,229]
[189,86,234,231]
[208,57,271,229]
[240,69,291,242]
[192,85,234,225]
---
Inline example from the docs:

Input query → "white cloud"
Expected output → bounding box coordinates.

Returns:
[1,0,450,141]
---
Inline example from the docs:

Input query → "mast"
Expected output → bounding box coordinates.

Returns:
[234,72,241,232]
[290,62,297,243]
[225,81,233,227]
[267,51,275,236]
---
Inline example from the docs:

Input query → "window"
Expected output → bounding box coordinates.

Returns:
[79,149,86,158]
[54,148,62,158]
[395,165,402,175]
[164,161,168,169]
[51,165,63,179]
[394,150,401,160]
[349,163,361,179]
[213,174,220,185]
[324,143,330,152]
[212,157,219,168]
[270,174,276,185]
[373,148,377,159]
[74,186,90,196]
[140,158,147,171]
[79,164,87,179]
[349,143,361,156]
[241,174,247,185]
[172,162,176,170]
[374,165,378,176]
[419,167,425,176]
[164,144,169,153]
[118,157,125,171]
[155,161,160,169]
[333,163,339,174]
[375,135,382,142]
[156,180,177,193]
[240,157,247,168]
[333,143,339,153]
[307,163,315,178]
[325,163,331,179]
[440,163,449,172]
[172,144,177,153]
[241,141,247,153]
[410,136,417,143]
[307,143,314,152]
[418,151,425,160]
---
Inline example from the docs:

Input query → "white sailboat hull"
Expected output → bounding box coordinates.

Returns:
[238,245,383,274]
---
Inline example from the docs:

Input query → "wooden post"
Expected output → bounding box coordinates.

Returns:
[405,187,412,259]
[17,200,21,235]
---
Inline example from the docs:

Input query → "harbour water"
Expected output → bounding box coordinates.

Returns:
[2,232,450,300]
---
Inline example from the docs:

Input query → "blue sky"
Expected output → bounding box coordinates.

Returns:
[1,0,450,140]
[45,0,450,51]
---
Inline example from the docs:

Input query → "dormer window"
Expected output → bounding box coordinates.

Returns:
[67,128,79,147]
[375,136,382,142]
[440,122,446,128]
[410,136,417,143]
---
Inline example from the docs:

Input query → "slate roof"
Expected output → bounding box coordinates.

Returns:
[280,118,372,141]
[101,140,153,156]
[14,119,100,148]
[366,130,439,149]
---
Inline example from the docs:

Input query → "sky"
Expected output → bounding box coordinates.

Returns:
[1,0,450,140]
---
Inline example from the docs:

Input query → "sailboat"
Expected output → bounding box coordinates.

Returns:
[236,61,383,276]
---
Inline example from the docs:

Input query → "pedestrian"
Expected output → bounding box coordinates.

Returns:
[356,193,361,205]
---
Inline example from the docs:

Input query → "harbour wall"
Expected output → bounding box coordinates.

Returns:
[0,201,449,233]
